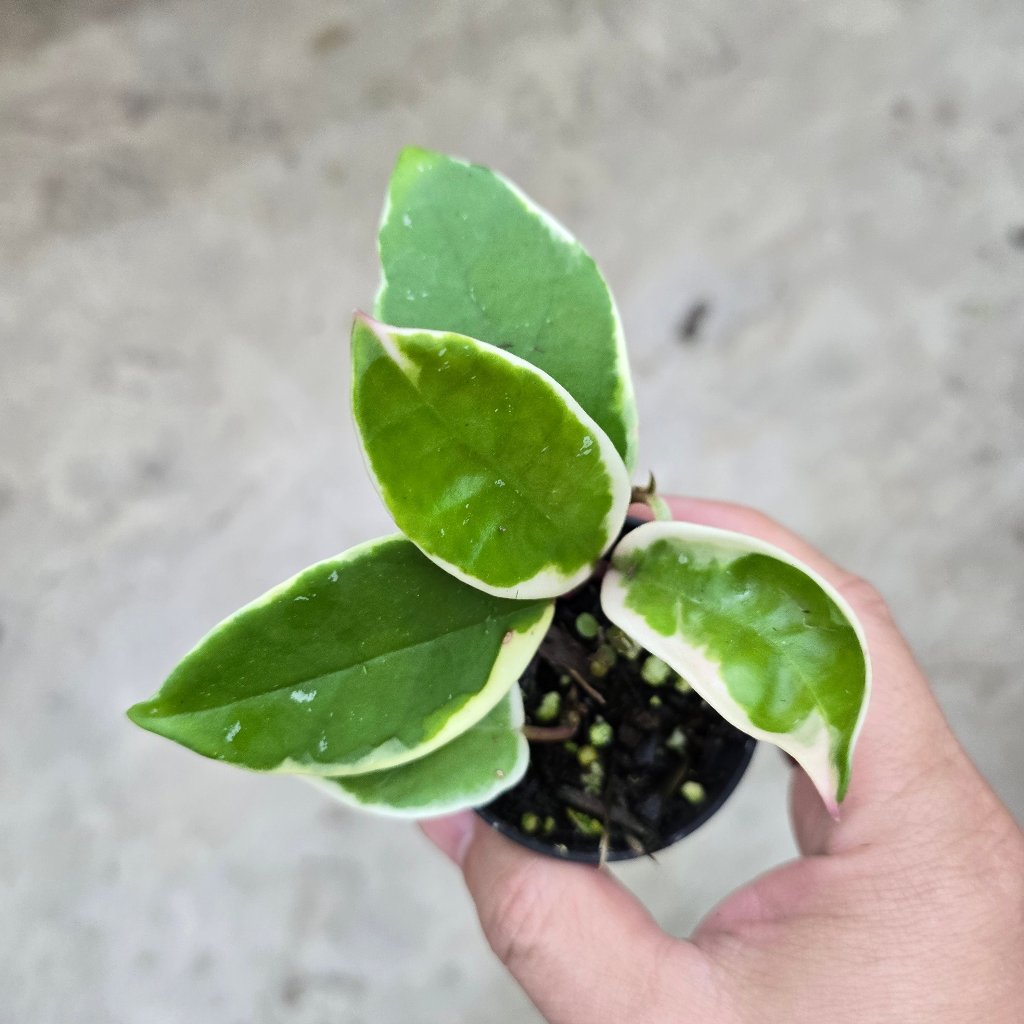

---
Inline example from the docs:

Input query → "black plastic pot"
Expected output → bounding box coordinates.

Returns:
[476,516,757,863]
[478,726,755,864]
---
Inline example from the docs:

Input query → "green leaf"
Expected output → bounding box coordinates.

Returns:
[376,146,638,470]
[312,685,529,818]
[351,315,631,600]
[601,522,870,813]
[127,536,553,776]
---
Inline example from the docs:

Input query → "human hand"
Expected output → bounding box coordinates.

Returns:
[421,497,1024,1023]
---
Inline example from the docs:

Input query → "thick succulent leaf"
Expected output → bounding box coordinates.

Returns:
[312,685,529,818]
[127,536,553,776]
[351,315,631,600]
[601,522,870,814]
[376,146,638,470]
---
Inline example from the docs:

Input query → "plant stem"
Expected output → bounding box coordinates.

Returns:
[568,667,607,706]
[556,785,655,841]
[646,493,672,522]
[630,473,672,521]
[522,717,579,743]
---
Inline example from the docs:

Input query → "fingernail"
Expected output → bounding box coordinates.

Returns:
[420,811,475,866]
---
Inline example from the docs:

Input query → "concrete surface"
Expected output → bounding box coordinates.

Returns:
[2,1,1022,1021]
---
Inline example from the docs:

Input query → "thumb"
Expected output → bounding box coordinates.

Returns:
[421,813,720,1024]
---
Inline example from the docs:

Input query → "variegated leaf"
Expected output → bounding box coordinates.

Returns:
[601,521,870,813]
[352,314,630,600]
[128,536,552,776]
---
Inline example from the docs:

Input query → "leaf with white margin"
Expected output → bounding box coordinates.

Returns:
[127,536,553,776]
[601,522,870,814]
[351,314,631,600]
[312,685,529,818]
[376,146,638,470]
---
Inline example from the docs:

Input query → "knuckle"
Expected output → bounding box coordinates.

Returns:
[726,502,784,536]
[482,862,555,971]
[837,573,891,621]
[982,821,1024,902]
[746,507,785,534]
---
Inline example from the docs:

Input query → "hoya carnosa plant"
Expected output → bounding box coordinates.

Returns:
[128,147,871,821]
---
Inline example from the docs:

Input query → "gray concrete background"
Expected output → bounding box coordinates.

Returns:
[2,2,1022,1021]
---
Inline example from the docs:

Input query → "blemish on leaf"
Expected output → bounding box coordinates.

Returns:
[294,595,310,602]
[328,569,339,583]
[225,722,241,742]
[502,630,514,645]
[290,689,317,704]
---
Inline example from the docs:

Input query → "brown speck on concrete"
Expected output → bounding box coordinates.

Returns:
[933,96,959,127]
[323,159,347,185]
[890,96,913,123]
[310,22,353,55]
[677,299,711,344]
